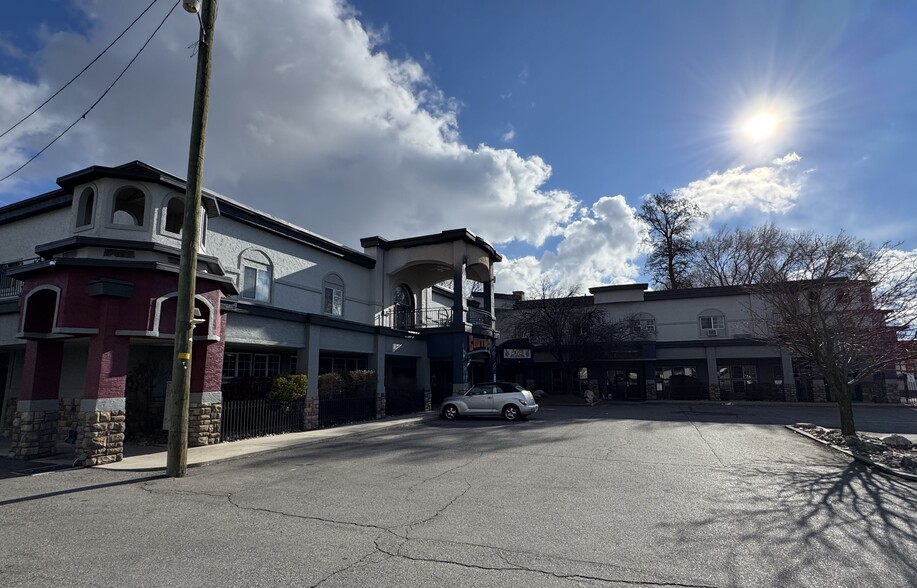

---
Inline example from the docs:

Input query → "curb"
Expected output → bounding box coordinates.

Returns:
[785,425,917,482]
[98,413,438,472]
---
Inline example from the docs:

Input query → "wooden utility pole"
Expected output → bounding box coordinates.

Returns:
[167,0,217,478]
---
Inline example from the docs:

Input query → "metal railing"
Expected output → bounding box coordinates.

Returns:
[0,258,40,299]
[467,307,494,329]
[375,306,454,330]
[319,393,376,427]
[221,397,305,441]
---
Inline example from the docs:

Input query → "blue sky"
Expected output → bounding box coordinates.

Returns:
[1,1,915,291]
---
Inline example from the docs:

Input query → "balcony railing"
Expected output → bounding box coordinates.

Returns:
[0,258,40,299]
[374,305,495,331]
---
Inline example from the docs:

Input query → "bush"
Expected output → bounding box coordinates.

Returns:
[347,370,377,395]
[318,372,345,398]
[269,374,307,402]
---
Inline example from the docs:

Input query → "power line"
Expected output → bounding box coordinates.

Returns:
[0,0,163,141]
[0,1,182,186]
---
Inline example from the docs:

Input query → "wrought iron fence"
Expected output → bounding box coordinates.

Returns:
[467,307,493,329]
[221,397,305,441]
[319,393,376,427]
[375,306,453,330]
[0,258,40,299]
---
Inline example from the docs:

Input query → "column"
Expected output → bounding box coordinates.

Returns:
[452,335,467,394]
[883,368,900,403]
[77,319,130,466]
[417,355,432,411]
[9,339,63,459]
[187,338,225,446]
[452,263,465,327]
[483,278,495,330]
[812,378,827,402]
[300,324,321,429]
[371,334,387,419]
[781,353,797,402]
[705,346,720,401]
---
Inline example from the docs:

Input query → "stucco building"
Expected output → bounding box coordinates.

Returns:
[0,161,501,463]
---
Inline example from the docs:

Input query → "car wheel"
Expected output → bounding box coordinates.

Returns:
[442,404,459,420]
[502,404,520,421]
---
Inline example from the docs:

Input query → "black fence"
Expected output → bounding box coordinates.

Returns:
[319,393,376,428]
[221,397,305,441]
[386,388,425,416]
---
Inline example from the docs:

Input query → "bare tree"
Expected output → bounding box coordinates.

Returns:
[508,279,632,394]
[691,223,803,287]
[638,191,707,290]
[749,232,917,435]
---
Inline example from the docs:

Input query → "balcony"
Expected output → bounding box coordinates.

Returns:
[0,258,40,299]
[375,306,495,332]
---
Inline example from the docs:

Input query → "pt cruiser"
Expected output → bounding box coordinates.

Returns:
[440,381,538,421]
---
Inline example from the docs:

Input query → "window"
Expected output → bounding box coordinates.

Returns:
[318,354,368,376]
[222,352,280,380]
[393,284,414,330]
[699,314,725,336]
[76,187,95,227]
[323,274,344,316]
[239,249,272,302]
[288,355,298,375]
[111,186,146,226]
[165,197,184,234]
[632,318,656,334]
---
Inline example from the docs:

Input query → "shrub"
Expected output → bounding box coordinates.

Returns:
[318,372,345,398]
[269,374,307,402]
[347,370,377,395]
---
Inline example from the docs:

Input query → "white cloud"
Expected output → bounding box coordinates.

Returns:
[0,0,576,248]
[501,127,515,142]
[495,195,647,291]
[675,152,806,221]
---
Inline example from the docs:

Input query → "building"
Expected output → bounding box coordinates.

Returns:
[0,161,501,464]
[493,283,901,404]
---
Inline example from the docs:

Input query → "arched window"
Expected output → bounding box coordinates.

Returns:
[76,187,95,228]
[239,249,272,303]
[393,284,414,330]
[111,186,146,226]
[631,312,656,336]
[323,273,344,316]
[164,197,184,234]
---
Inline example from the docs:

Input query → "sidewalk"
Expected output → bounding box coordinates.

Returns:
[11,413,434,473]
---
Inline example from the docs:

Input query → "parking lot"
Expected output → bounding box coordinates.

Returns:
[1,403,916,587]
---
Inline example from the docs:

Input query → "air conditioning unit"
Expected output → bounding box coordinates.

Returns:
[705,328,720,337]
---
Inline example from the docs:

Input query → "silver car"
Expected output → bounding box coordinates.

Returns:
[440,381,538,421]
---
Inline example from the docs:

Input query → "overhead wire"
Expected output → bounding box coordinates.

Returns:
[0,0,162,140]
[0,0,182,185]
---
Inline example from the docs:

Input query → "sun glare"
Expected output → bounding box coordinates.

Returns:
[743,112,779,141]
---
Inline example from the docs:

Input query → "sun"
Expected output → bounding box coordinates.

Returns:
[742,112,779,141]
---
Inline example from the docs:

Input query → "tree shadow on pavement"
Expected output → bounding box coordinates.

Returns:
[660,460,917,585]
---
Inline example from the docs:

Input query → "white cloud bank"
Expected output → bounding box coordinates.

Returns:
[0,0,811,293]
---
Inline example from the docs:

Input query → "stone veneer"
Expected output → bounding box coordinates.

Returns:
[885,381,900,404]
[812,381,828,402]
[188,400,222,447]
[9,402,59,459]
[645,381,657,401]
[58,398,80,443]
[424,389,432,412]
[76,408,125,466]
[375,391,385,419]
[304,397,319,430]
[783,385,798,402]
[1,396,16,438]
[708,385,721,401]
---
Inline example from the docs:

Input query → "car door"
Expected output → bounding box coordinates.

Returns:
[464,384,495,414]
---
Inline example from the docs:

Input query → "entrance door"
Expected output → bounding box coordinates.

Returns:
[607,369,642,400]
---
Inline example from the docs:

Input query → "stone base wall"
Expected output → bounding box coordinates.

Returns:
[885,382,900,404]
[783,385,798,402]
[9,410,59,459]
[76,410,125,466]
[708,385,721,401]
[645,381,657,401]
[424,389,432,412]
[375,392,385,419]
[188,401,221,447]
[58,398,80,443]
[304,397,319,430]
[812,382,827,402]
[1,396,17,438]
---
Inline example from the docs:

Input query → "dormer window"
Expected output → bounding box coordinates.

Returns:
[111,186,146,227]
[165,197,184,234]
[76,187,95,228]
[239,249,272,303]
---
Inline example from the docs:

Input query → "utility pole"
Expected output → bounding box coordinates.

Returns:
[167,0,217,478]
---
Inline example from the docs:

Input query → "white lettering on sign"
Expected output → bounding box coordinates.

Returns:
[503,349,531,359]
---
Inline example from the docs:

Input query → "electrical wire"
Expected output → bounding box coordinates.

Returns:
[0,0,163,141]
[0,0,182,185]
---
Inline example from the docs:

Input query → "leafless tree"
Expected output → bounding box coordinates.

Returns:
[749,232,917,435]
[691,223,803,287]
[638,191,707,290]
[508,279,633,394]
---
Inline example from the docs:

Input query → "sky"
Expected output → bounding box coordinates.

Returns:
[1,0,915,293]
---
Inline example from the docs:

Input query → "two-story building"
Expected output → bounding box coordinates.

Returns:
[493,283,900,404]
[0,161,501,464]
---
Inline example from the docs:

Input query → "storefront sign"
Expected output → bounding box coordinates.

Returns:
[468,336,492,352]
[503,348,531,359]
